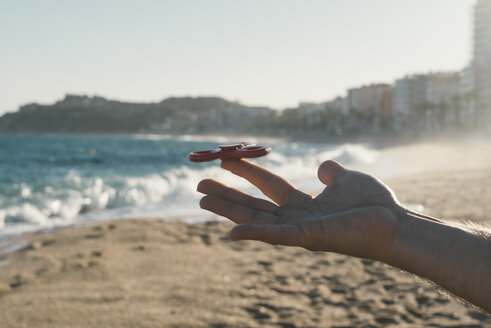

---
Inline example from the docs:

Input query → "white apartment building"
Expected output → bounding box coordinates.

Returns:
[426,73,460,106]
[473,0,491,124]
[393,72,465,128]
[392,75,429,126]
[426,72,461,127]
[393,77,412,118]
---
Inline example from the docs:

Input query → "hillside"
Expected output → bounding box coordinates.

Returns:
[0,95,275,134]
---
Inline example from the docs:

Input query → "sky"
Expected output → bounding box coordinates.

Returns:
[0,0,476,114]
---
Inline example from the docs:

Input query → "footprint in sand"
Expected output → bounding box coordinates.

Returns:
[383,283,395,291]
[467,309,490,321]
[374,316,399,324]
[84,233,105,239]
[381,298,396,305]
[209,324,227,328]
[61,258,99,271]
[244,305,273,320]
[275,275,289,286]
[362,278,377,285]
[24,239,56,251]
[90,250,103,257]
[88,261,99,267]
[9,273,30,289]
[415,295,431,306]
[230,244,245,252]
[330,286,348,294]
[399,313,415,324]
[92,224,116,231]
[246,270,260,276]
[361,259,374,266]
[405,304,424,319]
[433,311,459,320]
[335,258,346,264]
[257,260,273,271]
[277,323,297,328]
[200,234,212,245]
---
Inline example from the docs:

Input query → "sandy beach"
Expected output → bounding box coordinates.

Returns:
[1,139,490,327]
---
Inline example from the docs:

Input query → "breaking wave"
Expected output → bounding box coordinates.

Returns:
[0,135,382,237]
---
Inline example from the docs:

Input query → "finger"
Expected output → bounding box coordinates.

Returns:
[317,160,347,185]
[200,195,280,224]
[197,178,280,214]
[220,159,299,205]
[230,224,306,247]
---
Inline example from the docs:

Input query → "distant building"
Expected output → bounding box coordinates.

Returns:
[347,84,392,128]
[473,0,491,125]
[297,102,326,113]
[426,72,461,127]
[459,65,476,127]
[393,74,429,127]
[378,87,393,125]
[324,96,347,114]
[426,73,460,107]
[392,72,464,129]
[393,77,411,118]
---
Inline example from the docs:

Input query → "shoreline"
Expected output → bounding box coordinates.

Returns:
[2,135,491,249]
[2,128,490,147]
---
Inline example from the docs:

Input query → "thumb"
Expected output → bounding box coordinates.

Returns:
[230,224,306,247]
[318,160,347,185]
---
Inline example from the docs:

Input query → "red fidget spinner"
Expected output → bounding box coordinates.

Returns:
[188,142,271,162]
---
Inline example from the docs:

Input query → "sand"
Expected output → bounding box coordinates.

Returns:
[0,139,490,327]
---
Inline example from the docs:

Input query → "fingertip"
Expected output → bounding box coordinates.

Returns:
[220,160,228,170]
[199,195,212,209]
[220,159,235,170]
[196,178,214,193]
[229,226,242,241]
[229,225,244,241]
[318,160,346,185]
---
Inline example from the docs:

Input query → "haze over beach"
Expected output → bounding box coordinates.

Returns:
[1,0,491,327]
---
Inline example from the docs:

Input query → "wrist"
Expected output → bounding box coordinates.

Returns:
[386,208,449,271]
[387,209,491,312]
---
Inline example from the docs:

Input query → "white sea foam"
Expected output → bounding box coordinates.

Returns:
[0,141,407,238]
[0,204,49,225]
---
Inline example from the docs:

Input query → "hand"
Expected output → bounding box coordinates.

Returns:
[198,159,491,312]
[197,159,405,262]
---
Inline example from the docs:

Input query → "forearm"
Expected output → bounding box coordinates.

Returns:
[388,210,491,312]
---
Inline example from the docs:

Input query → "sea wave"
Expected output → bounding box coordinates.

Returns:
[0,138,383,237]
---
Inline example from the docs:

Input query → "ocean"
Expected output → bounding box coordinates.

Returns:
[0,134,387,238]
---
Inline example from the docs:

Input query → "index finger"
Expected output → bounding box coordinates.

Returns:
[221,159,299,206]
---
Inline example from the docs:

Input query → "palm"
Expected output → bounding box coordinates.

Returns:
[198,159,403,260]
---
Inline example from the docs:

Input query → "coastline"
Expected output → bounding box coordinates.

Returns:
[2,134,490,241]
[2,127,490,146]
